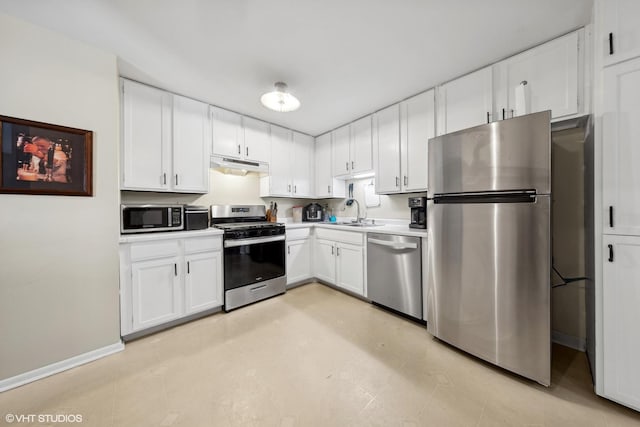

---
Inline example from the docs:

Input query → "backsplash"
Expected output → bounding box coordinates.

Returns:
[120,170,419,220]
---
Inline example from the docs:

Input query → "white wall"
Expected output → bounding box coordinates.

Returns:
[0,13,121,380]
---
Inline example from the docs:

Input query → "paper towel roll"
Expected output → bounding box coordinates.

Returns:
[514,81,529,117]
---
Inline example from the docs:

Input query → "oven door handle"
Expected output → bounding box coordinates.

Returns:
[224,234,286,248]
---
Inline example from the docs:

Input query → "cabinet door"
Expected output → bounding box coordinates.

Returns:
[211,106,242,158]
[437,66,493,135]
[287,239,312,285]
[184,251,222,315]
[243,116,271,163]
[292,132,314,197]
[601,0,640,67]
[268,125,293,196]
[131,256,181,331]
[332,125,351,176]
[315,133,332,197]
[495,31,579,120]
[172,95,211,193]
[121,79,172,191]
[315,134,346,198]
[336,243,364,296]
[375,104,401,193]
[602,235,640,411]
[603,57,640,236]
[314,239,336,284]
[351,115,373,174]
[402,89,434,192]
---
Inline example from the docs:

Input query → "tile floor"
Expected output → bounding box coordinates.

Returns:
[1,282,639,426]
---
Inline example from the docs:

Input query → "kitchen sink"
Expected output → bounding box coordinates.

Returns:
[328,221,382,227]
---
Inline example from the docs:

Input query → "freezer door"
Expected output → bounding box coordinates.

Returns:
[428,110,551,197]
[426,195,551,385]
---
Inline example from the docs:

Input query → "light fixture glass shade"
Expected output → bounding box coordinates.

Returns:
[260,82,300,112]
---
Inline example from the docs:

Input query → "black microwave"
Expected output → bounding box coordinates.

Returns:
[121,204,184,234]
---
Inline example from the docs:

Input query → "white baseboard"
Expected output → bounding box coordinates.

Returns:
[552,330,586,352]
[0,341,124,393]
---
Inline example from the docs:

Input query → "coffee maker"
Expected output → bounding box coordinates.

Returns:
[408,197,427,229]
[302,203,323,222]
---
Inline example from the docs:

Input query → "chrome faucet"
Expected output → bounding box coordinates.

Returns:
[346,198,364,223]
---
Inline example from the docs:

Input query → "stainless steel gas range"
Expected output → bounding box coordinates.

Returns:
[210,205,286,311]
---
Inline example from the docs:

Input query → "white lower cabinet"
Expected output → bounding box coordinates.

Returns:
[131,256,182,331]
[184,251,223,314]
[120,234,223,337]
[286,228,313,285]
[335,242,364,295]
[313,229,365,297]
[602,235,640,411]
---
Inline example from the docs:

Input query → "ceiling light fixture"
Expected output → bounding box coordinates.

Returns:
[260,82,300,112]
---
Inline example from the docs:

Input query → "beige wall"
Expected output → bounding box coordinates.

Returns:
[121,172,414,221]
[0,13,121,380]
[552,127,587,345]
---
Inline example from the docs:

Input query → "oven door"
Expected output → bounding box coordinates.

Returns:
[223,235,286,290]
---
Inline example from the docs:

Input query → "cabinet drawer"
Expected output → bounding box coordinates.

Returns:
[184,236,222,254]
[286,227,311,241]
[315,228,363,246]
[130,240,180,261]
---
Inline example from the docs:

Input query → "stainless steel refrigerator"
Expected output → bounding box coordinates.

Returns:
[426,110,551,386]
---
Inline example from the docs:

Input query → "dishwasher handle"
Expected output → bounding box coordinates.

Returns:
[368,237,418,250]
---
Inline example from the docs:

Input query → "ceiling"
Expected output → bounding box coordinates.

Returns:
[0,0,592,136]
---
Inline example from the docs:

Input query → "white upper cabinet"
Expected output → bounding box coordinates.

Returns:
[401,89,434,192]
[437,66,493,135]
[172,94,211,193]
[350,116,373,174]
[332,125,351,177]
[260,127,315,198]
[242,116,271,163]
[292,131,314,197]
[602,57,640,236]
[375,104,401,193]
[315,133,346,198]
[375,90,435,194]
[331,118,374,178]
[265,125,292,197]
[210,106,243,158]
[121,79,172,191]
[121,79,209,193]
[601,0,640,67]
[494,30,581,120]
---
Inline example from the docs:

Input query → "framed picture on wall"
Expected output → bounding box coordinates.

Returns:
[0,115,93,196]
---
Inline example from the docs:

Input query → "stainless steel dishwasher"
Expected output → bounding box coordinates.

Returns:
[367,233,422,320]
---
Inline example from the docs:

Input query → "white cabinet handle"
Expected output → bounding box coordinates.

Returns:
[328,185,331,194]
[246,147,249,156]
[336,247,340,256]
[238,144,241,154]
[404,176,408,186]
[346,162,349,171]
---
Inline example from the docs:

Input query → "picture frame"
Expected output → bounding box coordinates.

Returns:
[0,115,93,196]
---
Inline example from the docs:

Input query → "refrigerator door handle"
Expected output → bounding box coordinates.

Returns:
[433,192,537,204]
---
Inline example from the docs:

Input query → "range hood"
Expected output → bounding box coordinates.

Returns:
[210,156,269,176]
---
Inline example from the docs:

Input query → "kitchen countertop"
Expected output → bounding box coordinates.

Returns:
[285,220,428,238]
[119,227,224,243]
